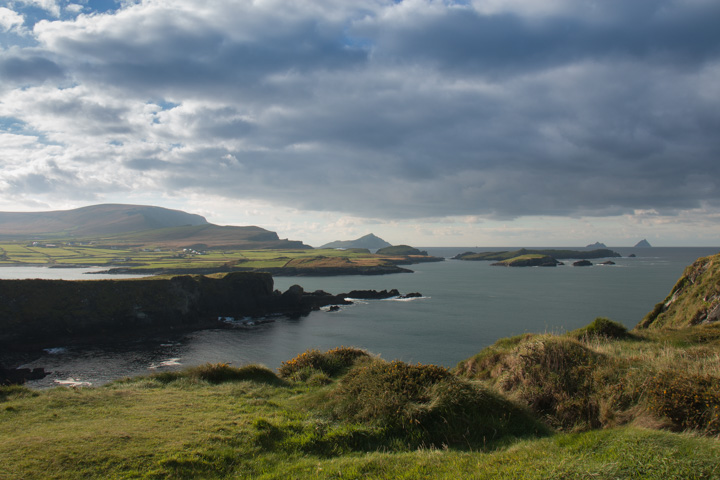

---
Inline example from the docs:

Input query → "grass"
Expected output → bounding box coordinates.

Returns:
[0,370,717,479]
[0,242,411,273]
[1,335,719,479]
[455,321,720,434]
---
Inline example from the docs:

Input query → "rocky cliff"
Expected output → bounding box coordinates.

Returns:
[638,253,720,328]
[0,273,406,348]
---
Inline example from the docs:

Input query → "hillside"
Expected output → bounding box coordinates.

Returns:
[319,233,392,250]
[0,204,207,237]
[0,204,310,250]
[639,253,720,328]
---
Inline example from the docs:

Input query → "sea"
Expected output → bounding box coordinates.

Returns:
[6,246,719,389]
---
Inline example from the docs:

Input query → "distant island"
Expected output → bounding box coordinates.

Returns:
[586,241,607,248]
[319,233,392,251]
[634,239,652,247]
[453,248,622,267]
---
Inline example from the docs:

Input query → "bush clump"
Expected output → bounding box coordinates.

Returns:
[646,372,720,434]
[328,359,547,448]
[151,363,283,385]
[278,347,370,380]
[570,317,630,340]
[465,336,609,430]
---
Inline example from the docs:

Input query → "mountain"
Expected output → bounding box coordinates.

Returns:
[0,204,310,249]
[586,242,607,248]
[320,233,392,251]
[634,239,652,248]
[0,204,207,237]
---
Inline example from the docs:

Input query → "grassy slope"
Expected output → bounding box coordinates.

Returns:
[640,253,720,328]
[1,358,719,479]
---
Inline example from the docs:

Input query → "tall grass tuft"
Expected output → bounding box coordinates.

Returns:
[646,371,720,434]
[569,317,630,340]
[328,359,548,448]
[150,363,283,385]
[278,346,370,380]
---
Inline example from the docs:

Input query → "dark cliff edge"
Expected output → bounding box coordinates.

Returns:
[0,273,411,355]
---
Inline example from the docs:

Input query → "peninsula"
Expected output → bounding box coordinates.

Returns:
[0,204,442,276]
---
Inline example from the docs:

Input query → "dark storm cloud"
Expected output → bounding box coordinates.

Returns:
[3,0,720,220]
[360,1,720,75]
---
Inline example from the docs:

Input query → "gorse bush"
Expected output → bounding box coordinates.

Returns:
[278,347,370,380]
[329,359,547,448]
[646,371,720,434]
[459,335,610,430]
[570,317,630,340]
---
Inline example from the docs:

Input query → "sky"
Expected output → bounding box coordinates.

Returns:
[1,0,719,247]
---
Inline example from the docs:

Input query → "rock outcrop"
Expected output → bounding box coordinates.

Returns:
[0,273,416,349]
[638,253,720,328]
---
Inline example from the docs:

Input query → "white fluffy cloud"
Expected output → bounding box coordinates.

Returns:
[0,7,24,32]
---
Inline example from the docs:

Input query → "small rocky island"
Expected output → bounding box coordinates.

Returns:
[453,248,621,267]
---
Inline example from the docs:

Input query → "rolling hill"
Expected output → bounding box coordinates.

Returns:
[319,233,392,250]
[0,204,310,249]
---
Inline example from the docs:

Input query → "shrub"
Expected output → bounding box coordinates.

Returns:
[151,363,283,385]
[646,372,720,434]
[570,317,630,340]
[329,359,547,448]
[483,337,608,430]
[278,347,370,379]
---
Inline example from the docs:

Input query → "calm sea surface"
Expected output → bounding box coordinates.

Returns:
[11,246,720,388]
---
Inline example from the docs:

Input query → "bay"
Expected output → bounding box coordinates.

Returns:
[14,246,720,389]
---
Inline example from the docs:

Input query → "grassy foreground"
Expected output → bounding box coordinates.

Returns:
[2,331,720,479]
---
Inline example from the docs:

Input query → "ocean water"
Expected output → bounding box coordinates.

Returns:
[13,246,720,388]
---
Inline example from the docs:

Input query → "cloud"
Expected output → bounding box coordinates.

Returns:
[0,7,24,32]
[0,0,719,235]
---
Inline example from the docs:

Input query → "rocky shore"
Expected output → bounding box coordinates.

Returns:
[0,272,418,381]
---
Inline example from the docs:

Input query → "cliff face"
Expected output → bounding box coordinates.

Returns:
[0,273,277,345]
[638,254,720,329]
[0,273,409,349]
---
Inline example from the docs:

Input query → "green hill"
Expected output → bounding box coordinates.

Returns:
[0,204,310,250]
[319,233,392,250]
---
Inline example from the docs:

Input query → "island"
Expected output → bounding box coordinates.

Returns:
[453,248,621,267]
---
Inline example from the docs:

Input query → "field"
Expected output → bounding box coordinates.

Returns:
[0,242,409,273]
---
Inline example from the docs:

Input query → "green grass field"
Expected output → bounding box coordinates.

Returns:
[2,328,720,479]
[0,242,395,272]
